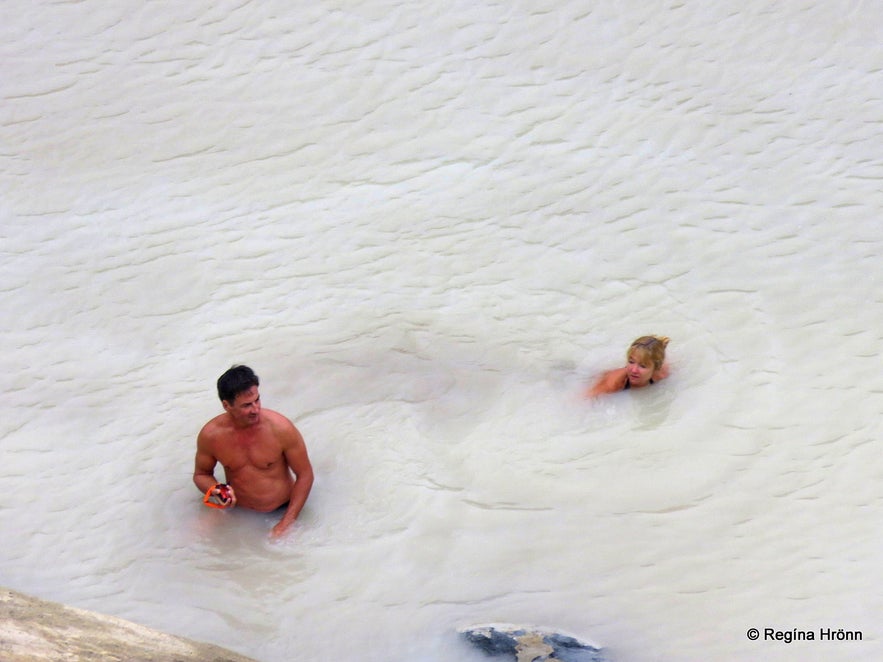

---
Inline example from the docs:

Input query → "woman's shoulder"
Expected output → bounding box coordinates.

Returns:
[587,367,628,397]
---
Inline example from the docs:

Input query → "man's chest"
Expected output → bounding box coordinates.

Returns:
[216,436,282,471]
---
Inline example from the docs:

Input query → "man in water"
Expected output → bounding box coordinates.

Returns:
[193,365,314,539]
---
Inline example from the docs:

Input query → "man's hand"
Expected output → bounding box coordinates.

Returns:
[269,520,292,540]
[218,484,237,507]
[204,483,237,508]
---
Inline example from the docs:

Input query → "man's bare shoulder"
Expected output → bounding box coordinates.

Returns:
[198,414,232,444]
[259,409,294,428]
[262,410,304,445]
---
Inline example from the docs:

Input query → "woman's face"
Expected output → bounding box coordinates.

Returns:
[626,350,656,387]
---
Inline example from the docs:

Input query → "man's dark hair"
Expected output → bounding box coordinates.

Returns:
[217,365,259,403]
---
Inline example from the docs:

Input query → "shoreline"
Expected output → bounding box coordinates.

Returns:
[0,587,257,662]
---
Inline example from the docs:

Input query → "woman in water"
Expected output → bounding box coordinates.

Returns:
[587,335,670,397]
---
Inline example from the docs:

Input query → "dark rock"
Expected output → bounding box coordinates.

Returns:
[459,623,608,662]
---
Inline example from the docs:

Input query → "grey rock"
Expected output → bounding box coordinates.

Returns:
[459,623,608,662]
[0,587,258,662]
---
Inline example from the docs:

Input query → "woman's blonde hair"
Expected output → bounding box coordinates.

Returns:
[627,335,670,370]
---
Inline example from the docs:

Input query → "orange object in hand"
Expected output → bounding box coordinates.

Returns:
[203,483,233,509]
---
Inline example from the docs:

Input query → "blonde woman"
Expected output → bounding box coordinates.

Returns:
[587,336,670,397]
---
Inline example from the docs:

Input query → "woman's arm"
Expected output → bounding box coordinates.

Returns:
[586,368,627,397]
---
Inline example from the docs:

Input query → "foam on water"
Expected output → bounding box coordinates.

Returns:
[2,1,883,661]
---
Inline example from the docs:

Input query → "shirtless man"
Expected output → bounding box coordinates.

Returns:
[194,365,314,539]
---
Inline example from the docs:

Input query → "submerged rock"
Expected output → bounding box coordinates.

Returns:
[0,587,257,662]
[459,623,608,662]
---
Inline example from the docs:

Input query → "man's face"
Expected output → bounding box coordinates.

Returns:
[223,385,261,427]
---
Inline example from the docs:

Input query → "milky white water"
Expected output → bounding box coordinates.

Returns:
[2,1,882,660]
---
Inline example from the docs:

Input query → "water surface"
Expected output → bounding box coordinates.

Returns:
[2,2,882,660]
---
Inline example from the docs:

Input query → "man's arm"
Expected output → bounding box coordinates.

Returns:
[194,433,237,507]
[194,429,221,492]
[270,423,314,538]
